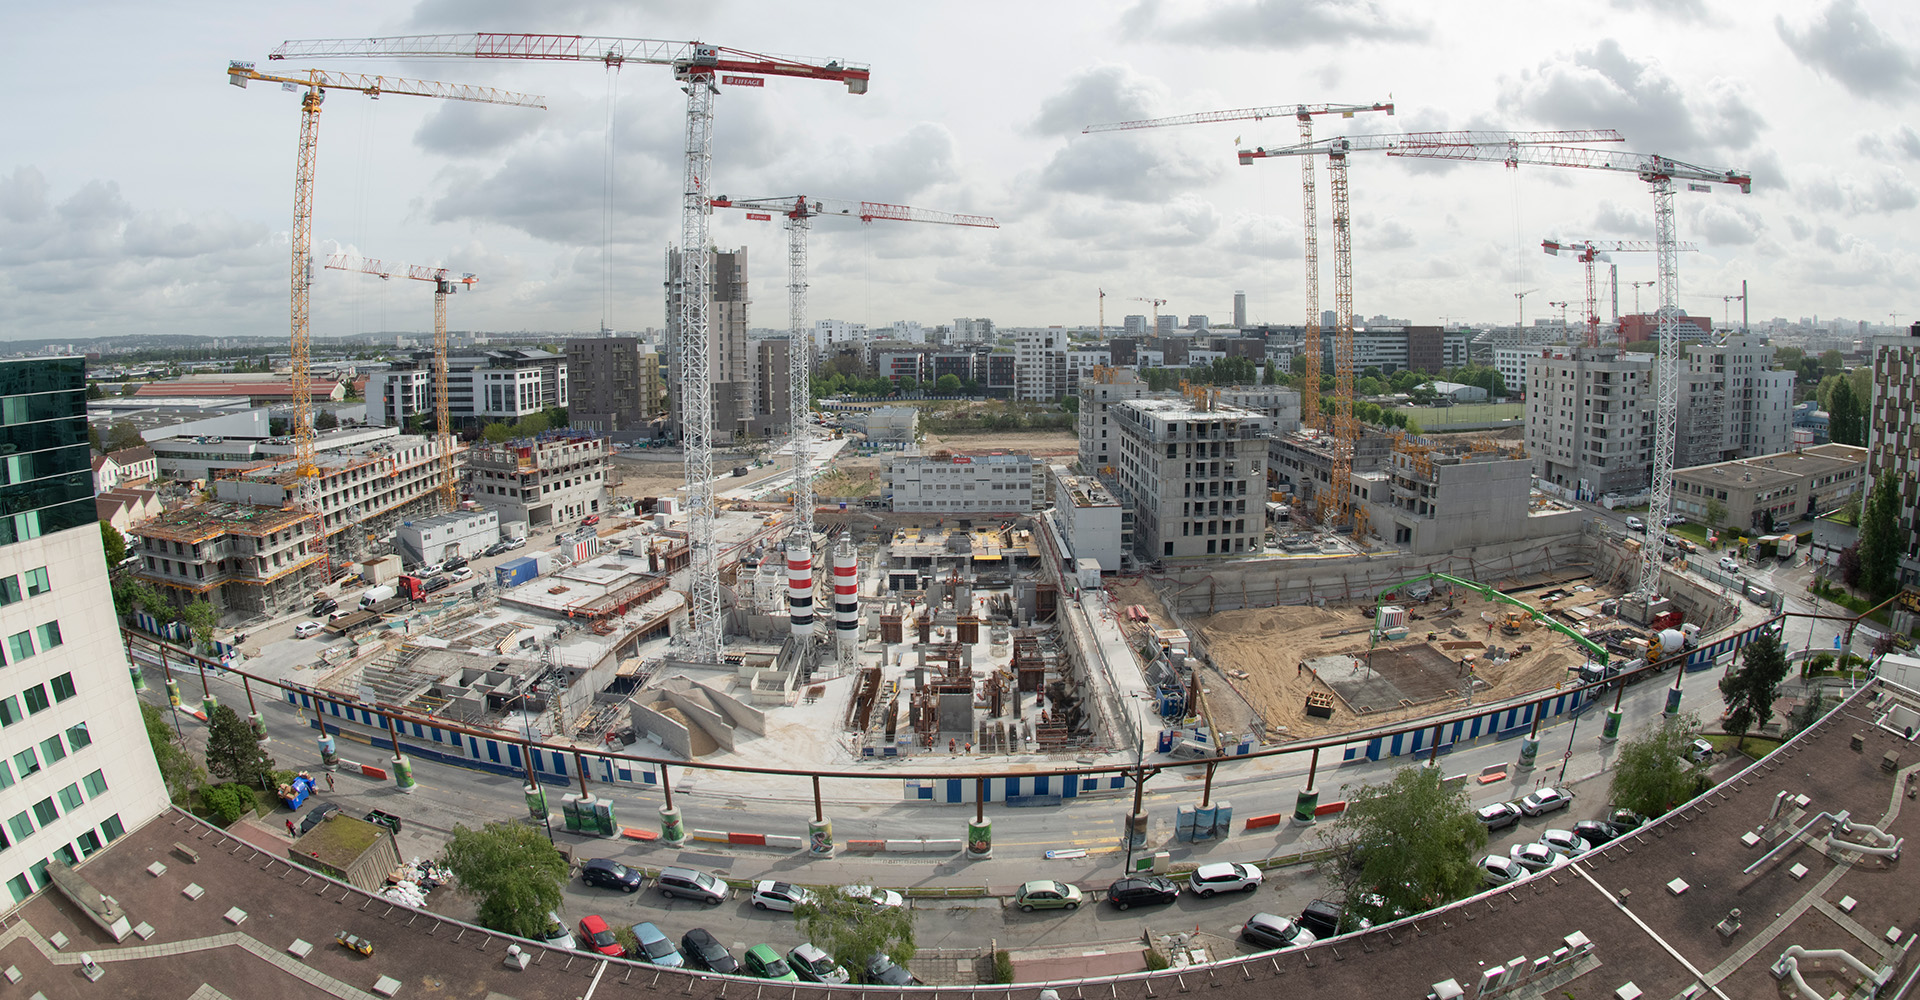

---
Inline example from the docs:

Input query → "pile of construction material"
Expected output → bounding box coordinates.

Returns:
[379,857,449,907]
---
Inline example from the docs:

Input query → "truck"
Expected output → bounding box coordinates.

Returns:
[396,575,427,602]
[360,585,398,609]
[324,610,381,636]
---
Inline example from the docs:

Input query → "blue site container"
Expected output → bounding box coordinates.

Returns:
[496,556,538,589]
[1192,804,1217,841]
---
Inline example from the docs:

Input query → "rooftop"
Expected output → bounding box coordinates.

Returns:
[1674,443,1868,489]
[292,814,385,870]
[130,501,317,543]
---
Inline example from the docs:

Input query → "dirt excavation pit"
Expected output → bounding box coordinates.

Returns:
[1310,644,1471,715]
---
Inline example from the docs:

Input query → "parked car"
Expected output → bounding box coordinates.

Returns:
[1478,854,1524,887]
[580,858,643,893]
[1014,880,1083,912]
[539,911,575,951]
[1298,898,1367,939]
[863,953,918,986]
[845,885,905,910]
[789,943,849,984]
[293,621,323,638]
[1719,555,1741,573]
[751,880,814,912]
[310,597,338,616]
[483,540,511,557]
[1509,842,1570,873]
[414,562,443,577]
[680,928,738,974]
[442,555,468,571]
[582,514,601,526]
[1107,876,1181,910]
[577,915,623,958]
[629,922,683,967]
[743,944,799,982]
[449,567,474,583]
[298,801,340,835]
[1476,801,1524,831]
[656,866,730,905]
[1688,738,1715,762]
[1519,787,1573,816]
[1539,829,1593,857]
[1625,515,1645,532]
[1189,862,1262,897]
[1241,912,1316,950]
[423,575,452,594]
[1573,820,1625,846]
[503,536,527,550]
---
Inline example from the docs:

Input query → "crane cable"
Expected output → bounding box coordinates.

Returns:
[602,64,621,336]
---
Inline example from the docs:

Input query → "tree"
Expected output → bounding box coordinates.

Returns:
[314,410,341,431]
[1827,378,1863,446]
[1856,469,1903,599]
[203,704,276,787]
[86,381,105,400]
[897,377,919,395]
[934,373,962,393]
[1059,394,1080,414]
[112,576,164,619]
[106,421,146,452]
[87,422,104,453]
[202,783,253,825]
[440,821,569,938]
[1607,712,1711,816]
[1263,361,1279,385]
[99,522,126,567]
[1773,346,1804,371]
[798,886,916,984]
[1316,765,1487,925]
[482,421,515,443]
[1702,497,1727,530]
[1818,349,1845,376]
[142,702,203,800]
[180,599,220,653]
[1719,630,1789,750]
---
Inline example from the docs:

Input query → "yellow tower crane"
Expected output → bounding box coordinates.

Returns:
[226,61,543,507]
[323,255,476,511]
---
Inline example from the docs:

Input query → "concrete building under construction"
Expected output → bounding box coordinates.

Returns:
[128,502,326,616]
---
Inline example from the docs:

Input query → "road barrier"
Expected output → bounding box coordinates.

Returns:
[1312,801,1346,817]
[1243,813,1283,831]
[1477,762,1509,785]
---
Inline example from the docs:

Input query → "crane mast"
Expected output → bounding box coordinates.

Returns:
[274,34,872,664]
[227,61,542,511]
[323,254,476,511]
[1386,142,1750,604]
[1543,239,1696,348]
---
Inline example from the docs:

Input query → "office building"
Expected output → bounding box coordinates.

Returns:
[1233,291,1247,328]
[885,453,1044,513]
[1048,466,1129,571]
[1672,443,1867,531]
[1109,396,1272,559]
[1123,315,1148,337]
[365,349,569,428]
[0,358,170,904]
[469,435,610,529]
[1317,327,1468,374]
[565,337,664,434]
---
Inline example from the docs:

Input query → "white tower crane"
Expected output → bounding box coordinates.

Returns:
[271,34,871,664]
[1542,239,1696,348]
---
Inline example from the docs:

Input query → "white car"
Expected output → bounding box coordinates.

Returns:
[1188,862,1263,897]
[846,885,905,910]
[1625,515,1645,532]
[449,567,475,583]
[1478,854,1524,887]
[1520,787,1573,816]
[750,880,814,912]
[1509,842,1570,873]
[1539,829,1593,858]
[293,621,323,638]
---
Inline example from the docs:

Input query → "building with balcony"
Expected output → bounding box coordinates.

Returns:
[565,337,664,434]
[208,434,458,562]
[128,502,325,616]
[365,348,568,428]
[0,357,170,906]
[1109,396,1272,559]
[1013,328,1069,402]
[469,435,610,530]
[884,453,1043,513]
[1525,347,1656,499]
[1076,368,1152,472]
[1868,328,1920,584]
[1675,334,1795,467]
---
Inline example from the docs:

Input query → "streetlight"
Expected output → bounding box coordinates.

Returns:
[513,690,555,845]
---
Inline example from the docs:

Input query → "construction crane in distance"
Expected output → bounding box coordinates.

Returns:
[227,61,543,511]
[1721,289,1746,332]
[271,35,872,666]
[324,254,476,510]
[1384,142,1751,609]
[1085,102,1396,451]
[1513,289,1538,328]
[706,195,997,552]
[1548,301,1570,327]
[1630,279,1657,315]
[1542,239,1696,347]
[1131,296,1168,335]
[1237,129,1625,533]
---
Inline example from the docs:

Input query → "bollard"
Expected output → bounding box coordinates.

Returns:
[659,805,687,847]
[129,664,146,691]
[317,734,338,768]
[392,754,416,793]
[165,678,181,708]
[966,818,992,859]
[1664,686,1683,717]
[1601,708,1623,742]
[808,818,835,858]
[201,694,218,718]
[1125,811,1149,850]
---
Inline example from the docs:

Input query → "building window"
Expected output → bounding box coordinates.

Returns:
[0,760,11,791]
[12,748,37,777]
[38,735,63,765]
[57,784,82,811]
[76,830,101,857]
[83,770,106,797]
[0,577,18,606]
[7,812,32,842]
[32,799,57,826]
[22,685,48,714]
[22,568,48,597]
[34,622,59,652]
[4,632,31,663]
[5,875,26,904]
[0,696,17,727]
[49,674,74,703]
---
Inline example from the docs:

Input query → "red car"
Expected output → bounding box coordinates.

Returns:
[578,915,623,957]
[582,514,601,526]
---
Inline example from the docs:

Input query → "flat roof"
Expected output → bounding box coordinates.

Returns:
[131,501,317,543]
[1674,443,1867,490]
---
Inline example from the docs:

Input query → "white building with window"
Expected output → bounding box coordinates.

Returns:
[885,453,1043,513]
[0,358,169,907]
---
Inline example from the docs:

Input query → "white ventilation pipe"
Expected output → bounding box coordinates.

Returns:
[1825,815,1903,859]
[1771,945,1886,1000]
[1769,789,1791,822]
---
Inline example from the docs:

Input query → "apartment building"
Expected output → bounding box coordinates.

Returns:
[0,358,170,904]
[1671,443,1867,531]
[885,453,1043,513]
[1362,444,1556,553]
[1077,369,1152,472]
[1494,346,1548,395]
[207,434,458,562]
[814,319,869,351]
[1013,328,1069,402]
[1865,330,1920,584]
[1109,397,1272,559]
[950,317,995,346]
[469,435,610,529]
[129,503,325,616]
[565,337,664,434]
[1048,466,1130,571]
[1675,334,1794,467]
[750,339,793,436]
[1524,348,1657,499]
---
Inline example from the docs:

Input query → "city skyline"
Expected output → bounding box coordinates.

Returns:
[3,1,1917,342]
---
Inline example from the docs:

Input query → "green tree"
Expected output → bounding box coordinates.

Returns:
[440,821,569,938]
[898,377,919,395]
[1827,378,1863,446]
[798,886,917,984]
[201,783,253,825]
[1704,497,1727,530]
[203,704,276,787]
[1857,469,1903,599]
[142,702,204,800]
[99,522,126,567]
[1719,631,1790,750]
[1818,349,1845,376]
[113,576,164,619]
[1607,712,1711,817]
[87,422,104,453]
[106,421,145,452]
[482,422,515,443]
[181,599,220,652]
[1317,765,1487,925]
[1060,394,1080,414]
[314,410,341,431]
[1773,346,1804,371]
[1263,361,1279,385]
[934,373,962,393]
[86,381,105,400]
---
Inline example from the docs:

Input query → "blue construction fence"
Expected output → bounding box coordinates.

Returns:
[283,688,660,790]
[1341,688,1589,764]
[126,612,240,667]
[904,772,1130,804]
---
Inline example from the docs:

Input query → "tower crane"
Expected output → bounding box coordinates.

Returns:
[226,62,543,510]
[1548,301,1570,327]
[1237,129,1624,531]
[1721,289,1745,332]
[323,254,476,510]
[1085,102,1395,441]
[706,195,997,556]
[1630,280,1657,315]
[1380,141,1751,607]
[271,35,871,665]
[1513,289,1538,329]
[1542,239,1696,347]
[1132,297,1168,335]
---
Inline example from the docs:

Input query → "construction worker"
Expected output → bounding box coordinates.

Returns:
[325,773,336,792]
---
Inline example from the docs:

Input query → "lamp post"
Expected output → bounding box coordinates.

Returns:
[515,691,554,845]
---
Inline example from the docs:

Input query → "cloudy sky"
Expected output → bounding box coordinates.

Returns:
[4,0,1917,343]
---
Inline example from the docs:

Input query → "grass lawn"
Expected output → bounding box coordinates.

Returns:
[1706,733,1786,758]
[1667,521,1712,546]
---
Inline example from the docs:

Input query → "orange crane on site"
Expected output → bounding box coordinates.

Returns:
[324,254,476,510]
[1131,296,1168,336]
[226,62,543,509]
[1541,238,1696,347]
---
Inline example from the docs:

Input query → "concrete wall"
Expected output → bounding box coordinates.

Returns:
[628,698,693,758]
[661,680,737,753]
[690,677,767,735]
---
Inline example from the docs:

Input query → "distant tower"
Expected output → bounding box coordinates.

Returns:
[833,539,859,672]
[1233,291,1247,328]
